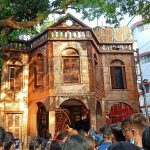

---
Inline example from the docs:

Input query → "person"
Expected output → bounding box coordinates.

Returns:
[49,140,62,150]
[62,134,90,150]
[142,126,150,150]
[107,141,141,150]
[111,127,125,143]
[29,136,42,150]
[14,138,21,150]
[97,127,112,150]
[85,136,97,150]
[4,132,15,150]
[121,113,148,148]
[0,127,5,150]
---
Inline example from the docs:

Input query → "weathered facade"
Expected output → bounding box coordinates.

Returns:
[0,14,139,146]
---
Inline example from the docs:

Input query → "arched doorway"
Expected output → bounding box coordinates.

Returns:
[106,102,134,125]
[37,102,49,137]
[56,99,89,132]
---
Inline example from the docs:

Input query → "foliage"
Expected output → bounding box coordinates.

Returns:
[0,0,149,70]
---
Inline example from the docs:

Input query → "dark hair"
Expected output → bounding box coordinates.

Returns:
[99,125,107,133]
[4,132,15,150]
[121,113,148,134]
[0,127,5,143]
[62,134,89,150]
[108,141,141,150]
[29,136,42,150]
[142,126,150,150]
[111,127,125,142]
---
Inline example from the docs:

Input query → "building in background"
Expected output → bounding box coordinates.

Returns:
[131,20,150,117]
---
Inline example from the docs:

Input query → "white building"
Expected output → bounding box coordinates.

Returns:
[131,20,150,116]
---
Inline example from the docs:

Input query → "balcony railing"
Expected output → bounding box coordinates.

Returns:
[100,43,133,51]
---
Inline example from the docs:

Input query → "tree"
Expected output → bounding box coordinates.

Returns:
[0,0,149,40]
[0,0,149,75]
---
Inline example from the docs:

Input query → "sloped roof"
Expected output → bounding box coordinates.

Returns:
[93,26,134,43]
[49,13,91,29]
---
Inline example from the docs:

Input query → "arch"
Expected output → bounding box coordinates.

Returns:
[110,59,124,66]
[36,102,49,136]
[57,99,90,132]
[62,48,79,56]
[106,102,134,125]
[7,59,23,65]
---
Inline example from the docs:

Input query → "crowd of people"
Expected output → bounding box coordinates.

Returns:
[0,113,150,150]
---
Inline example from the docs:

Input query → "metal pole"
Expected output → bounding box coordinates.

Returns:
[136,48,149,122]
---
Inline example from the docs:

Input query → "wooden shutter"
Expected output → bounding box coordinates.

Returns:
[71,58,80,83]
[15,66,23,91]
[9,67,15,90]
[36,59,43,86]
[34,59,43,88]
[63,58,71,83]
[63,57,80,83]
[110,67,116,89]
[122,67,127,89]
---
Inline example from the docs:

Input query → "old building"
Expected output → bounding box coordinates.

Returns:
[0,14,139,146]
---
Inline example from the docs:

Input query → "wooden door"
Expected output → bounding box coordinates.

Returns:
[5,113,23,140]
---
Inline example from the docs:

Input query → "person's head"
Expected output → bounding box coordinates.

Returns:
[103,127,112,143]
[4,132,15,150]
[99,125,106,135]
[85,136,97,150]
[121,113,148,147]
[0,127,5,149]
[142,126,150,150]
[45,133,52,140]
[111,127,125,143]
[29,137,42,150]
[62,134,89,150]
[107,141,141,150]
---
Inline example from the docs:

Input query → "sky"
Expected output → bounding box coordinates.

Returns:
[49,9,142,28]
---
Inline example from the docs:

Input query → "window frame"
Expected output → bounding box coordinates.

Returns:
[62,48,80,84]
[110,60,127,89]
[8,65,23,91]
[34,53,44,88]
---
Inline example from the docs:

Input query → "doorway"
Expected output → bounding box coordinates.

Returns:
[57,99,90,132]
[37,102,49,137]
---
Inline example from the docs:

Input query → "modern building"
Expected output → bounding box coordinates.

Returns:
[131,20,150,116]
[0,14,139,147]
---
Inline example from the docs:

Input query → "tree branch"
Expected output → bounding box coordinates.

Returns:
[0,13,47,29]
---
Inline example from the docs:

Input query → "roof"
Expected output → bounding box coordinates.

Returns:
[49,13,91,29]
[93,26,134,43]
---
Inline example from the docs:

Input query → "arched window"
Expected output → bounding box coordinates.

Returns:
[34,53,44,88]
[110,60,127,89]
[8,60,23,91]
[62,48,80,83]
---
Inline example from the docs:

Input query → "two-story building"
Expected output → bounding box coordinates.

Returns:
[0,14,139,146]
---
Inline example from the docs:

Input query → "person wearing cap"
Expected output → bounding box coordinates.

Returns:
[97,127,112,150]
